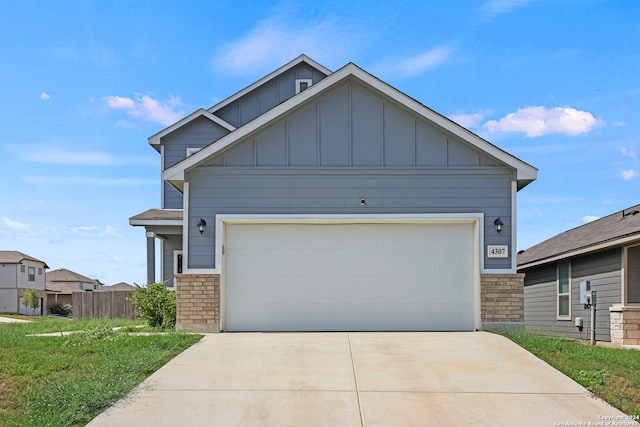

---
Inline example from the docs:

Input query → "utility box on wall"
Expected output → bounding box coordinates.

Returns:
[580,280,591,305]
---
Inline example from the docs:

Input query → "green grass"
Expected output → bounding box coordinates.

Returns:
[0,317,202,427]
[502,331,640,417]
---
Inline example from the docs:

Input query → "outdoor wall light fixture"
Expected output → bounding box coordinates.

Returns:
[360,198,366,206]
[494,218,504,234]
[197,218,207,235]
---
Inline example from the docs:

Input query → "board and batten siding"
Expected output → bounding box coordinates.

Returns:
[187,167,514,270]
[184,77,518,271]
[523,248,622,341]
[215,63,328,129]
[161,117,231,209]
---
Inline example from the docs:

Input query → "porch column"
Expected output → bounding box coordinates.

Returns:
[145,231,155,284]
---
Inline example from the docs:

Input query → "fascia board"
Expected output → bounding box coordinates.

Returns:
[163,64,353,182]
[208,54,332,114]
[148,109,236,150]
[165,62,537,186]
[347,67,538,184]
[129,219,183,227]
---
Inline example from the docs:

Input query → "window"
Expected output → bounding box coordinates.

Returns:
[557,262,571,319]
[28,267,35,282]
[295,79,312,94]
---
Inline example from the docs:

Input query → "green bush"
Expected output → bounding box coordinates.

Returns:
[48,302,72,316]
[127,283,176,329]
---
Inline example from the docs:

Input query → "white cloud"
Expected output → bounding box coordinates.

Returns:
[481,0,534,19]
[2,217,29,232]
[581,215,600,224]
[213,9,368,76]
[391,46,454,78]
[18,148,156,166]
[449,111,488,129]
[621,169,635,180]
[484,106,600,137]
[104,94,184,126]
[23,176,156,187]
[620,147,637,158]
[40,91,50,100]
[70,225,123,239]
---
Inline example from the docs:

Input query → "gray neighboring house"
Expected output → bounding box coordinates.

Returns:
[0,251,49,315]
[130,55,538,333]
[518,204,640,345]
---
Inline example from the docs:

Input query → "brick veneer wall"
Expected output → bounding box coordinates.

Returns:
[610,305,640,345]
[481,273,524,331]
[175,274,220,333]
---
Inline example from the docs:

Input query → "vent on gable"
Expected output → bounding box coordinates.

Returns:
[295,79,313,94]
[186,147,202,157]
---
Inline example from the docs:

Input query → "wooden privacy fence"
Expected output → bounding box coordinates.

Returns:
[72,290,137,319]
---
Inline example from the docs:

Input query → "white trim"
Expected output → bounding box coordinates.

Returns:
[173,250,183,287]
[557,261,571,320]
[130,219,182,227]
[182,182,190,274]
[186,147,202,157]
[163,63,537,191]
[511,181,518,271]
[295,78,313,94]
[212,213,484,332]
[148,109,236,151]
[624,243,640,305]
[208,54,332,114]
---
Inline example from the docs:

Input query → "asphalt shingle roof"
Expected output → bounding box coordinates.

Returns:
[517,203,640,268]
[0,251,48,268]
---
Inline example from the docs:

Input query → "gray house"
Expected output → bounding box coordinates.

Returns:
[518,204,640,345]
[0,251,49,315]
[130,55,537,333]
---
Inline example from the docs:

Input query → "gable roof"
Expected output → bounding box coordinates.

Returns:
[0,251,48,268]
[207,54,332,114]
[108,282,136,290]
[148,108,236,153]
[47,268,97,284]
[163,61,537,192]
[517,203,640,269]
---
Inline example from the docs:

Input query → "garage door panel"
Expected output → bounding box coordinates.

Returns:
[224,222,475,331]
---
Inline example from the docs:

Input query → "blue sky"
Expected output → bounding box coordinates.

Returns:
[1,0,639,285]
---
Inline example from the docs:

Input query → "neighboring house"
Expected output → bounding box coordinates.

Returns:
[108,282,136,291]
[130,55,537,333]
[518,204,640,345]
[0,251,49,315]
[46,268,104,307]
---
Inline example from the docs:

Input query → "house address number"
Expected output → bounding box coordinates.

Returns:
[487,245,509,258]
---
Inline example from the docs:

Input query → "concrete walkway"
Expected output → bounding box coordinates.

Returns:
[0,316,30,323]
[88,332,638,427]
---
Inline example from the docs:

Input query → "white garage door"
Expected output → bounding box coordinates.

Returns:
[224,222,475,331]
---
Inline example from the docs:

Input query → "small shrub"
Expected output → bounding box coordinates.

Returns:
[127,283,176,329]
[48,302,72,316]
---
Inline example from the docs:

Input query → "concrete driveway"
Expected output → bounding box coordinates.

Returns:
[89,332,636,427]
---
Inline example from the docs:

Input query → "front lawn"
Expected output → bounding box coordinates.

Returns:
[0,317,202,427]
[502,331,640,417]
